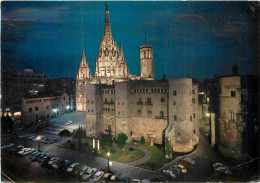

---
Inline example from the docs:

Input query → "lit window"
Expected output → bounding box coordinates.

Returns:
[230,112,235,120]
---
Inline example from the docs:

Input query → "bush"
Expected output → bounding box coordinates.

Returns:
[111,149,116,154]
[58,129,70,137]
[115,132,128,149]
[129,147,134,151]
[141,136,145,144]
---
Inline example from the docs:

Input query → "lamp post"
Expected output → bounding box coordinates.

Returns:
[37,136,41,151]
[107,152,110,173]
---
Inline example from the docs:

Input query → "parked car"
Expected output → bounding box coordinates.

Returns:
[142,179,150,183]
[79,165,90,177]
[182,157,195,165]
[121,177,131,182]
[71,164,83,176]
[132,179,141,182]
[67,163,80,173]
[163,168,178,179]
[89,171,104,182]
[110,175,119,182]
[174,164,187,174]
[82,168,97,181]
[48,157,58,166]
[1,143,14,149]
[60,160,73,171]
[52,159,64,169]
[101,173,112,182]
[37,153,47,162]
[178,160,193,169]
[65,120,73,126]
[212,162,224,169]
[214,165,232,175]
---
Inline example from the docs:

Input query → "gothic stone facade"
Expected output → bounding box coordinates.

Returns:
[76,3,199,153]
[86,78,199,153]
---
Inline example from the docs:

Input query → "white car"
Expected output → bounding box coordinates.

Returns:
[163,168,177,179]
[89,171,104,182]
[65,120,73,126]
[67,163,80,173]
[82,168,97,181]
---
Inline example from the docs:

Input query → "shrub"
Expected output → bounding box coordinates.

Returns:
[129,147,134,151]
[110,149,116,154]
[141,136,145,144]
[115,132,128,149]
[58,129,70,137]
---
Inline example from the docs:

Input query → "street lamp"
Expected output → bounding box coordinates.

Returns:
[107,152,110,173]
[37,136,41,151]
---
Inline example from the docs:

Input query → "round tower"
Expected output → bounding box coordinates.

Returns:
[140,33,154,80]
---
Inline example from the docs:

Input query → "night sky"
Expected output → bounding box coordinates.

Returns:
[2,1,259,80]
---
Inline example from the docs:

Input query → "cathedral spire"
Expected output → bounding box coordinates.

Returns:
[80,49,87,67]
[119,43,123,55]
[104,2,112,40]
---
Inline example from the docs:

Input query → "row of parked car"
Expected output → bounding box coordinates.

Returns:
[3,143,136,182]
[162,157,196,180]
[18,133,59,144]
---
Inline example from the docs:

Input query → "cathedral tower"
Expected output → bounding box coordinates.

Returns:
[140,33,154,80]
[93,3,129,84]
[76,49,91,111]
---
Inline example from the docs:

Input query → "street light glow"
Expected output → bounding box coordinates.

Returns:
[37,136,41,140]
[107,152,110,157]
[206,113,210,117]
[66,105,70,109]
[53,109,57,112]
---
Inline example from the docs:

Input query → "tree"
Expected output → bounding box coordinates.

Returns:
[1,115,14,133]
[141,136,145,144]
[100,134,112,150]
[115,132,128,149]
[165,137,172,159]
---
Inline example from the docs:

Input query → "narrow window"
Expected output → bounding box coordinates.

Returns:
[192,98,195,104]
[174,115,177,121]
[190,116,192,122]
[173,90,177,96]
[230,112,235,120]
[193,113,195,119]
[161,98,165,103]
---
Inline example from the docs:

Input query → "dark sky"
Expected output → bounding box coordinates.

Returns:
[2,1,259,80]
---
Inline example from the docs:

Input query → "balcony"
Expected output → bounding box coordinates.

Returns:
[145,101,153,105]
[136,101,143,105]
[155,115,168,120]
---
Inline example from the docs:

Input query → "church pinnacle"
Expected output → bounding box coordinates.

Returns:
[80,49,87,67]
[104,2,112,40]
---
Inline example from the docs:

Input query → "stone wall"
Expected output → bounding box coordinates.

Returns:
[167,78,198,153]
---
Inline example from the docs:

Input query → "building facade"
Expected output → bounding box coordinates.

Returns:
[76,3,199,153]
[22,92,69,124]
[215,75,258,158]
[1,68,48,117]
